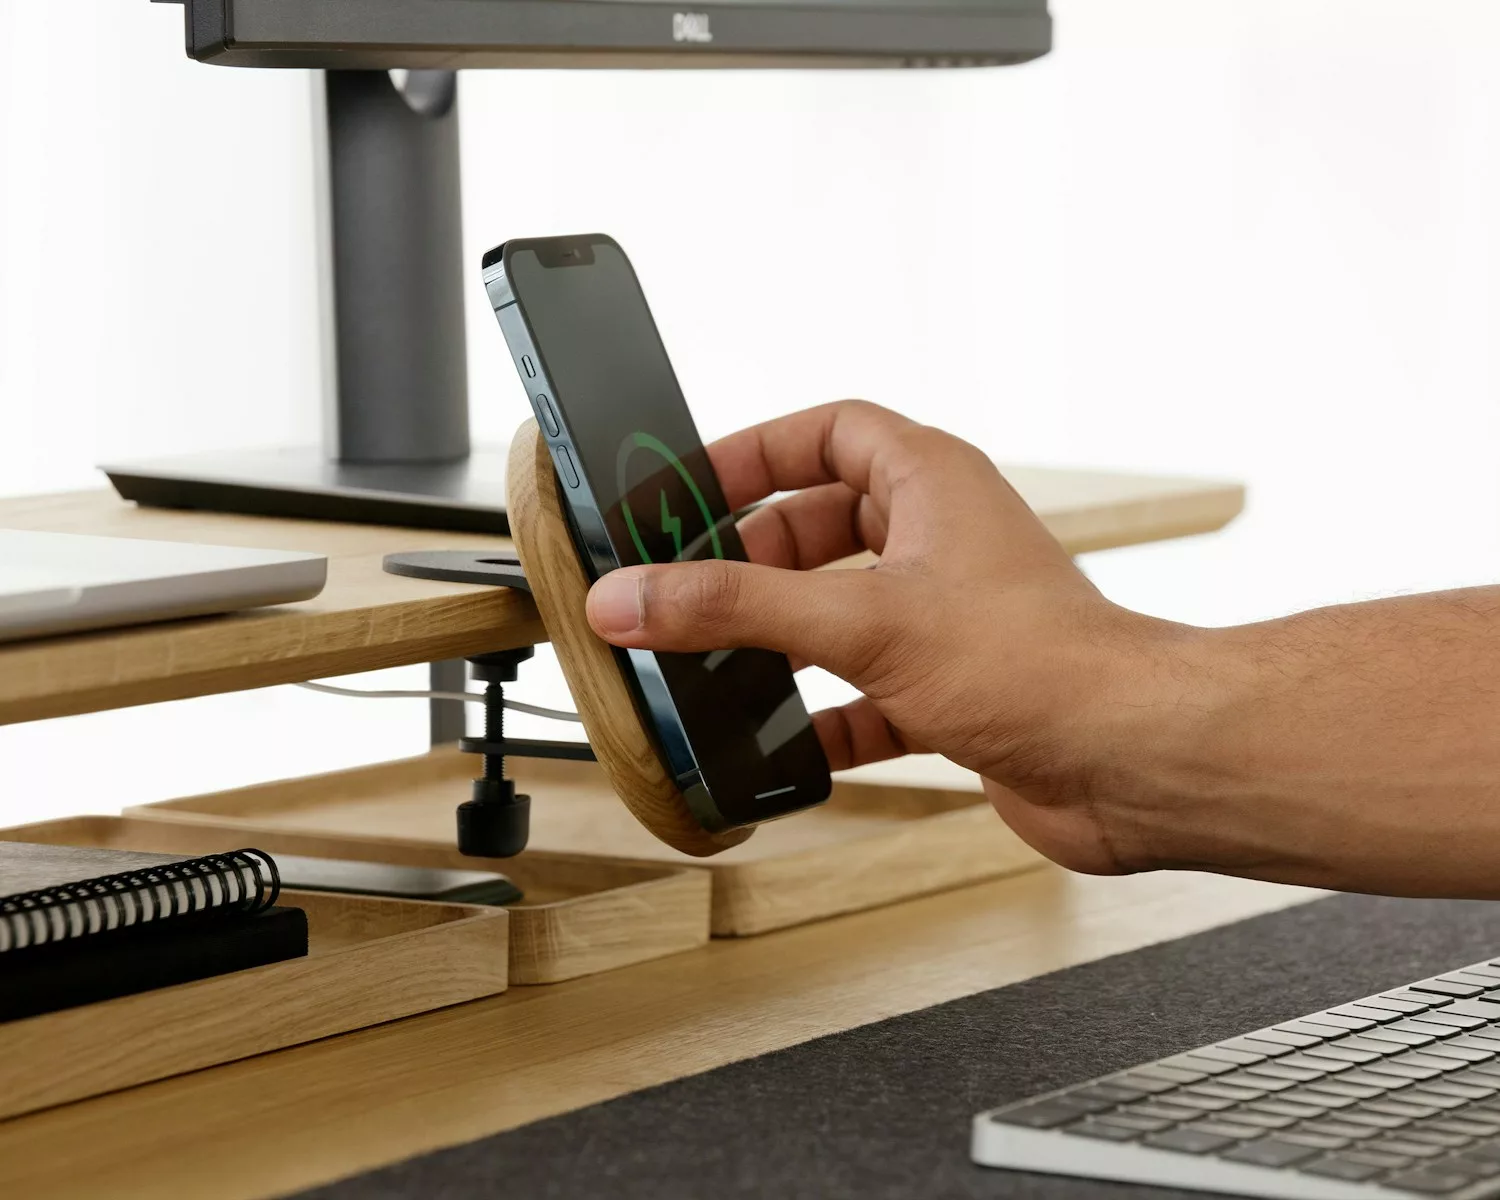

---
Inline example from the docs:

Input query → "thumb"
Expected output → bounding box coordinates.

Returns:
[586,561,896,684]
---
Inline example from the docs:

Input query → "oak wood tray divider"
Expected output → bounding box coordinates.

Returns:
[130,748,1046,936]
[0,816,511,1122]
[27,813,709,984]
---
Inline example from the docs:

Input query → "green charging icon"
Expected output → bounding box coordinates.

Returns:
[617,431,724,565]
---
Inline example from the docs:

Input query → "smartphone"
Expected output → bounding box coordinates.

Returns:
[481,233,831,832]
[274,856,523,906]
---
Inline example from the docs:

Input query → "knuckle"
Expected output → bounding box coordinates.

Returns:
[832,398,913,433]
[687,562,743,627]
[905,423,971,462]
[760,503,799,569]
[890,425,996,493]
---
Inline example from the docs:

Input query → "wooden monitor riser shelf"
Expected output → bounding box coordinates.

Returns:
[6,816,708,985]
[132,748,1035,936]
[0,459,1242,725]
[0,828,511,1121]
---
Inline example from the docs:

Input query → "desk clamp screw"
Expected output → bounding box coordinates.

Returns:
[381,549,597,859]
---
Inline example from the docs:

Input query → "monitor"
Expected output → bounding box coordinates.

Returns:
[109,0,1053,536]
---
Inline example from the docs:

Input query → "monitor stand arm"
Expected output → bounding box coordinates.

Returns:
[102,68,511,534]
[320,69,469,467]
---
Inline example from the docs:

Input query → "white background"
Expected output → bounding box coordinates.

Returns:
[2,0,1498,825]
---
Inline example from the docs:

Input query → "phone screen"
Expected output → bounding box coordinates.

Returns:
[505,237,829,827]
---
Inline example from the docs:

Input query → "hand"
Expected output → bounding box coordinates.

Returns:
[584,400,1190,875]
[585,401,1500,897]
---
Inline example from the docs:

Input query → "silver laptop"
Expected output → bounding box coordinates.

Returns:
[0,530,327,642]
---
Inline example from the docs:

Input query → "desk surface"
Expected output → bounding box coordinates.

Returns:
[0,866,1316,1200]
[0,468,1242,726]
[0,471,1253,1197]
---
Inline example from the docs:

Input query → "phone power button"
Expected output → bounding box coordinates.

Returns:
[555,445,581,489]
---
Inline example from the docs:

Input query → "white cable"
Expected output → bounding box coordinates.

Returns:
[294,680,582,723]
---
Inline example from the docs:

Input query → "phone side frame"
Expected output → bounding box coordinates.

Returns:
[481,247,729,832]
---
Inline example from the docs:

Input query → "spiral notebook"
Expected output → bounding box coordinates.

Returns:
[0,842,281,953]
[0,842,305,1021]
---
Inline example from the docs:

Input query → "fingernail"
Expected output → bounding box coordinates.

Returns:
[590,572,644,634]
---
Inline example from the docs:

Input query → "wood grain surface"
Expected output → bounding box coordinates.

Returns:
[0,881,509,1123]
[10,814,710,985]
[0,491,542,725]
[137,749,1047,935]
[506,421,749,856]
[0,464,1238,727]
[0,867,1317,1200]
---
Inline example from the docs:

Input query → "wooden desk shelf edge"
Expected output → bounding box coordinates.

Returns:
[0,470,1241,726]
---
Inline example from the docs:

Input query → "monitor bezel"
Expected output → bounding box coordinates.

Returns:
[172,0,1051,69]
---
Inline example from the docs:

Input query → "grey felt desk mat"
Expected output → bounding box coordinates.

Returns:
[294,891,1500,1200]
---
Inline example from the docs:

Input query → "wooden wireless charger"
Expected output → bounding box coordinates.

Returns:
[505,419,749,857]
[386,418,748,858]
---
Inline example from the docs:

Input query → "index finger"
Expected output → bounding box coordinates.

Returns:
[708,400,920,512]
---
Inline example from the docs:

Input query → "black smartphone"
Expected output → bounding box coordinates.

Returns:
[481,233,830,832]
[274,856,523,906]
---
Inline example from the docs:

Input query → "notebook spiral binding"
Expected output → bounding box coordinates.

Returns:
[0,849,281,954]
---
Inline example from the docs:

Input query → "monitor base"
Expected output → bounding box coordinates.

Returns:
[102,446,510,533]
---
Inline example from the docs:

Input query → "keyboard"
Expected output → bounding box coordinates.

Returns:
[971,958,1500,1198]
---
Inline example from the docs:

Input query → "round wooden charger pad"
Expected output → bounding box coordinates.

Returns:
[506,420,750,857]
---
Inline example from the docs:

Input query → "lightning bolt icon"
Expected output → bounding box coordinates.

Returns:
[660,489,684,560]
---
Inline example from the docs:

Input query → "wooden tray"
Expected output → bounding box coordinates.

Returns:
[130,750,1045,936]
[12,815,707,984]
[0,817,509,1121]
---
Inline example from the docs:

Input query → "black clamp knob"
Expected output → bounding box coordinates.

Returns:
[455,648,535,858]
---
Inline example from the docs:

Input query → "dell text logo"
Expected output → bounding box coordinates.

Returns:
[672,12,713,43]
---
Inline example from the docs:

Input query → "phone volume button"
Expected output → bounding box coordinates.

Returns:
[535,393,561,438]
[554,444,581,489]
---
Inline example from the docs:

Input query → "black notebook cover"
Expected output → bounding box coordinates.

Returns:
[0,904,309,1022]
[0,841,281,954]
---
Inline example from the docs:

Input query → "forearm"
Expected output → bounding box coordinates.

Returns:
[1089,588,1500,894]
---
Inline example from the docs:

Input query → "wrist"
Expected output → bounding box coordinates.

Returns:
[1068,616,1255,874]
[980,604,1227,877]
